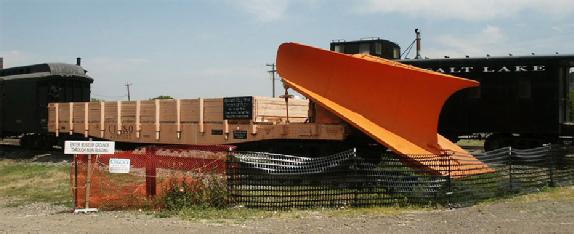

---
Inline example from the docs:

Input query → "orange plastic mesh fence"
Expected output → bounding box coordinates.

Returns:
[71,145,233,209]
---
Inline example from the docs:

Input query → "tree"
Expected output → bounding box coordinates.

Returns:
[150,95,174,100]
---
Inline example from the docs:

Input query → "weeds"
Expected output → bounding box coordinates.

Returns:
[161,173,228,210]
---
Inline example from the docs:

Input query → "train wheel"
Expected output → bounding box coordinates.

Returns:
[19,135,31,148]
[40,135,56,150]
[30,135,43,150]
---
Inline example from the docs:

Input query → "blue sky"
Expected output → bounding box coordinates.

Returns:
[1,0,573,100]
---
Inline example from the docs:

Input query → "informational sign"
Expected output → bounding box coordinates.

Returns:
[64,141,115,155]
[233,130,248,139]
[109,158,130,174]
[211,129,224,135]
[223,96,253,120]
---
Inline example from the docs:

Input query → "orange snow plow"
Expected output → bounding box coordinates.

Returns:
[276,43,493,176]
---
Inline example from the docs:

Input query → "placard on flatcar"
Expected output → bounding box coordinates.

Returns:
[223,96,253,120]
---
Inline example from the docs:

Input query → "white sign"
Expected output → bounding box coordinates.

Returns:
[109,158,131,174]
[64,141,115,155]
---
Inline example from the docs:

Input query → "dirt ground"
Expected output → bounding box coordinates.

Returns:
[1,143,573,233]
[0,196,572,233]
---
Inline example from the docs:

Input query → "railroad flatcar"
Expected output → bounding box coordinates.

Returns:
[331,39,574,151]
[0,61,93,148]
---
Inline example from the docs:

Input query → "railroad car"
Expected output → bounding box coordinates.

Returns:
[331,39,574,150]
[0,61,93,148]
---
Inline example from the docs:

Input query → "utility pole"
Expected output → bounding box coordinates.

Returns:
[125,82,132,101]
[266,63,277,98]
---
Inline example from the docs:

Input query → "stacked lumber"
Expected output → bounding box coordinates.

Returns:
[48,96,346,145]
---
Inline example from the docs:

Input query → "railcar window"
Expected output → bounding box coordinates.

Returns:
[334,45,344,53]
[359,43,370,54]
[393,47,400,59]
[374,43,383,55]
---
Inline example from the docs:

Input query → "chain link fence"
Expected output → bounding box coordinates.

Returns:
[227,145,574,209]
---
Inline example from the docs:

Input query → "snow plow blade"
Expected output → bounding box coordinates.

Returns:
[276,43,493,177]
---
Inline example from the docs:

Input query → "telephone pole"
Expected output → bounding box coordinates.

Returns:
[125,82,132,101]
[266,63,277,97]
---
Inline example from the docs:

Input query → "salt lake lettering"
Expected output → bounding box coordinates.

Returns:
[430,65,546,74]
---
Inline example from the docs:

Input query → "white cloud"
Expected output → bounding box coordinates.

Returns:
[422,25,508,58]
[420,24,573,58]
[358,0,574,21]
[0,50,37,68]
[551,23,574,33]
[230,0,290,22]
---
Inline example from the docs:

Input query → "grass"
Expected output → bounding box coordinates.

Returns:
[473,185,574,207]
[164,186,574,221]
[504,186,574,203]
[457,139,485,147]
[154,205,428,221]
[0,159,71,207]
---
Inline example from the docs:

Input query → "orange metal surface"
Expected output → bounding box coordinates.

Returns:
[276,42,492,176]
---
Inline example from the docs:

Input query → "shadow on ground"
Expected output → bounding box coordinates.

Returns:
[0,141,69,163]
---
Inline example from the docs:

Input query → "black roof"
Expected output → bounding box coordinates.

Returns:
[0,63,93,81]
[331,38,399,46]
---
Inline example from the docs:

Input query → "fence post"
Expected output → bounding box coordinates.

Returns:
[145,147,157,198]
[508,146,513,193]
[548,144,555,187]
[443,151,452,208]
[352,148,359,207]
[226,149,234,206]
[73,138,99,214]
[74,155,78,208]
[85,154,92,209]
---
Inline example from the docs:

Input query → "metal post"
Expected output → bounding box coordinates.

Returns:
[415,29,422,59]
[226,147,234,205]
[352,148,359,207]
[548,145,555,187]
[508,146,513,193]
[282,87,293,123]
[445,151,452,208]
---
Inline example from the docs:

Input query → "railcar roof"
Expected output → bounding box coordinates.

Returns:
[0,63,93,81]
[400,54,574,63]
